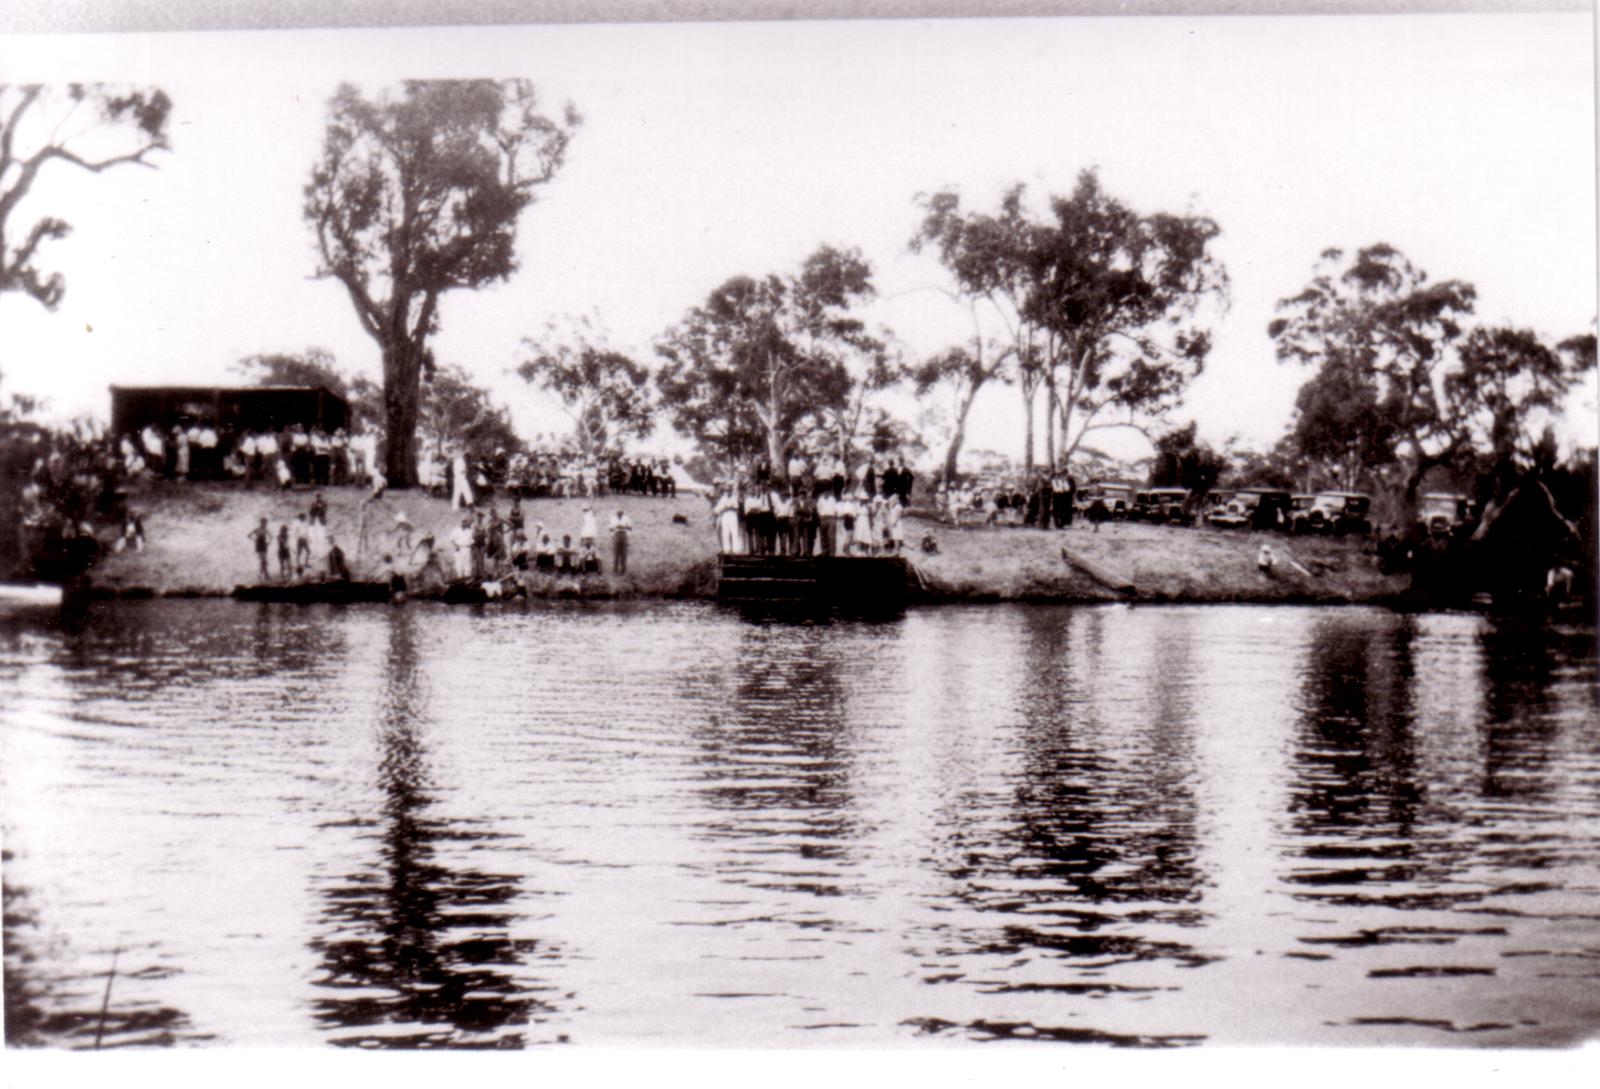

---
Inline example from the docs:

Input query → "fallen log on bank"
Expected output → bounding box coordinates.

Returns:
[1061,545,1136,596]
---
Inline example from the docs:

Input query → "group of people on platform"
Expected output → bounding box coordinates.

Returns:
[942,471,1079,528]
[711,457,916,557]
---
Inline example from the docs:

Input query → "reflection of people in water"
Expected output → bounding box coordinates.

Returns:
[306,610,562,1047]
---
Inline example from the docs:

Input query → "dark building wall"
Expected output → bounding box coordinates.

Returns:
[109,386,349,436]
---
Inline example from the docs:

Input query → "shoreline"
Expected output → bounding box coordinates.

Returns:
[63,480,1440,610]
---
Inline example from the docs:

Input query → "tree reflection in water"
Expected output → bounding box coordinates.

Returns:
[307,609,565,1049]
[1290,614,1423,843]
[687,620,861,897]
[1476,617,1579,800]
[917,606,1212,1042]
[3,859,204,1048]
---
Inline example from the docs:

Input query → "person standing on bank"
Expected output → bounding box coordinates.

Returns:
[794,486,817,557]
[450,515,475,580]
[293,513,312,577]
[249,517,271,581]
[610,508,632,575]
[817,486,838,556]
[772,487,794,558]
[714,485,742,554]
[451,447,475,510]
[276,523,292,580]
[580,504,599,551]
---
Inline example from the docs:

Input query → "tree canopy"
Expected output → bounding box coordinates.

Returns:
[913,172,1226,476]
[1026,172,1226,465]
[0,83,172,310]
[1269,244,1477,503]
[517,316,654,459]
[654,245,880,476]
[304,79,578,485]
[1446,326,1594,467]
[235,347,350,397]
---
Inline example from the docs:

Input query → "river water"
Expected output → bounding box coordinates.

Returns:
[2,599,1597,1049]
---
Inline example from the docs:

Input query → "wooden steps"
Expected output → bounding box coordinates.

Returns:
[717,554,909,611]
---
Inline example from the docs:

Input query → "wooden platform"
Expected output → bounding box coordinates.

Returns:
[233,580,391,604]
[716,554,909,611]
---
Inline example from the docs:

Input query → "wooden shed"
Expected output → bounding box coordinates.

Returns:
[109,385,349,436]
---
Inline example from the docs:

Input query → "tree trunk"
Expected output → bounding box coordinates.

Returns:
[941,378,987,484]
[1020,381,1036,477]
[1044,372,1058,471]
[767,417,786,484]
[383,342,422,488]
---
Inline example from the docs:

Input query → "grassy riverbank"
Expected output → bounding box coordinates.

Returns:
[84,481,1409,605]
[88,481,719,598]
[908,516,1408,604]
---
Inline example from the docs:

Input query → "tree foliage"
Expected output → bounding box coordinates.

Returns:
[415,363,522,458]
[0,83,172,309]
[304,79,578,485]
[1446,326,1593,466]
[1148,422,1227,495]
[911,186,1038,471]
[908,341,1009,483]
[1269,244,1476,503]
[1027,172,1226,464]
[913,172,1226,473]
[235,347,351,398]
[654,245,880,475]
[517,316,654,458]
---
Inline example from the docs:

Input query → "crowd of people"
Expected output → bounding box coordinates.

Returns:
[118,421,381,489]
[416,444,679,504]
[105,419,685,510]
[939,470,1079,528]
[710,456,916,557]
[247,485,640,600]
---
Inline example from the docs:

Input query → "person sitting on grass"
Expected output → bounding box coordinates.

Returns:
[510,530,529,573]
[556,534,577,574]
[383,553,407,603]
[579,541,602,575]
[327,536,351,582]
[118,512,146,553]
[535,533,556,571]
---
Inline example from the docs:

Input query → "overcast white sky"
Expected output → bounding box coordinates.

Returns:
[0,12,1594,466]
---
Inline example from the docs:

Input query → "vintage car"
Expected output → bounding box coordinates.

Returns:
[1290,491,1373,535]
[1077,480,1137,521]
[1207,487,1292,530]
[1418,492,1473,538]
[1133,487,1193,525]
[1288,494,1317,530]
